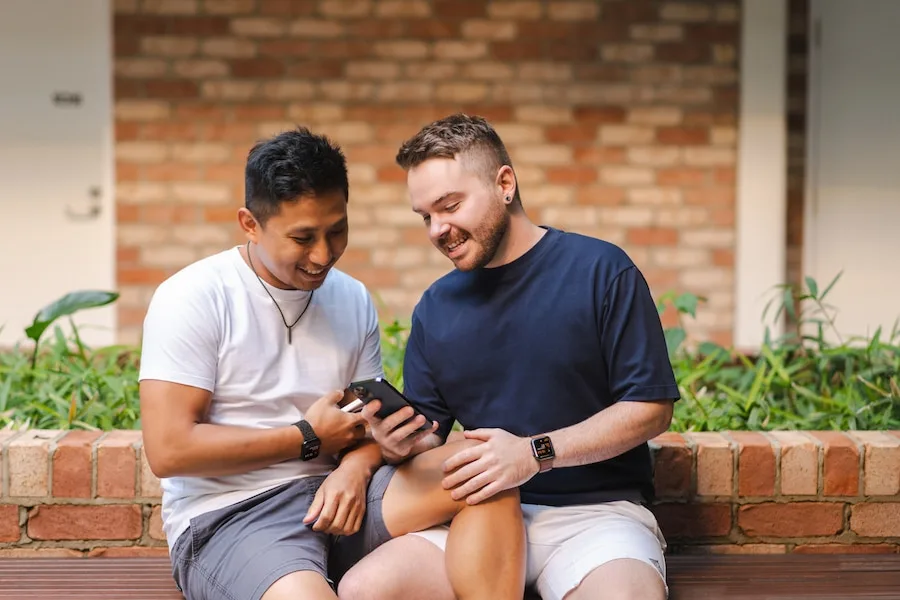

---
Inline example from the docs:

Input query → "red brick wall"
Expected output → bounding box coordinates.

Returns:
[113,0,740,346]
[1,429,898,555]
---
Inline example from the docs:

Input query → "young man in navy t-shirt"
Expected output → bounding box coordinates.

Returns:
[342,114,679,600]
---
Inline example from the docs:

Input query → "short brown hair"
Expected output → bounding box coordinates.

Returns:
[395,113,520,204]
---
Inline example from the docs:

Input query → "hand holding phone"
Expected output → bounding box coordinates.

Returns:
[346,378,438,462]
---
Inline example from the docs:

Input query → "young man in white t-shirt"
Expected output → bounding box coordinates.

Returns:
[139,127,526,600]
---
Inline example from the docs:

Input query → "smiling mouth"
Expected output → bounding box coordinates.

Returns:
[299,266,327,278]
[444,235,468,255]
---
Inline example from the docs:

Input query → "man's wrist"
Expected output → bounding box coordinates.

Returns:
[529,434,556,473]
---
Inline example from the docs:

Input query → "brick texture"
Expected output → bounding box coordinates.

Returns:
[810,431,860,496]
[52,431,103,499]
[730,431,775,497]
[113,0,740,345]
[96,431,141,499]
[27,505,143,541]
[1,429,897,554]
[738,503,844,538]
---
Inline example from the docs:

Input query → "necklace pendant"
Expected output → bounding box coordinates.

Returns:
[287,328,292,345]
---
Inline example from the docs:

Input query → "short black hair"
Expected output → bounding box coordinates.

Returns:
[245,127,349,225]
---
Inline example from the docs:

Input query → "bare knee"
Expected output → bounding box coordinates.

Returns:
[566,559,666,600]
[338,537,451,600]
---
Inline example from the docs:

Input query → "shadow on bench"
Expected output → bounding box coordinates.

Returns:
[1,554,899,599]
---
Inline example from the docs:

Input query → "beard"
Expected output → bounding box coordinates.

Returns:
[445,199,511,272]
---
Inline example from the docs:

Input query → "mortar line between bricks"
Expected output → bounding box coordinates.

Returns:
[686,435,697,501]
[5,498,160,507]
[855,434,867,497]
[762,431,782,498]
[815,432,825,497]
[721,431,739,499]
[1,432,24,498]
[92,431,110,500]
[135,439,144,497]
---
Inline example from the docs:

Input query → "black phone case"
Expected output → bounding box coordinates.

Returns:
[348,378,431,432]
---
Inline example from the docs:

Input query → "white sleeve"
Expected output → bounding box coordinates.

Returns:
[351,287,384,381]
[138,277,220,392]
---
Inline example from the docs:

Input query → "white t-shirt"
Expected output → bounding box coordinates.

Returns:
[138,247,383,550]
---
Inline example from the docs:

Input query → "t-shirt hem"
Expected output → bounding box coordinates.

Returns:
[617,384,680,403]
[138,371,215,393]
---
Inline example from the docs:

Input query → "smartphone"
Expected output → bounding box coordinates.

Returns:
[345,377,432,433]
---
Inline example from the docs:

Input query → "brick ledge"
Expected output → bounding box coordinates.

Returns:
[0,430,897,555]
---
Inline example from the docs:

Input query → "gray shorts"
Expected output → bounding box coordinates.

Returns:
[171,466,397,600]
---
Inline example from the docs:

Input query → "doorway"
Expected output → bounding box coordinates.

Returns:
[0,0,115,348]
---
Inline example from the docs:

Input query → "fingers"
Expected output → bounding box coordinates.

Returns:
[327,495,353,534]
[466,481,503,505]
[462,428,495,442]
[453,471,493,501]
[360,400,383,423]
[303,487,324,524]
[442,444,483,473]
[312,389,345,406]
[442,455,483,489]
[311,493,339,532]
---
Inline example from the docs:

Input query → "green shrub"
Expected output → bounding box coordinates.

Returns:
[661,275,899,431]
[1,291,141,430]
[1,276,897,432]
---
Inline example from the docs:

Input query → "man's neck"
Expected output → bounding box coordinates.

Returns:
[485,214,546,269]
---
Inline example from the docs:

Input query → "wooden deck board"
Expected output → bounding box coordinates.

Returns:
[0,554,897,599]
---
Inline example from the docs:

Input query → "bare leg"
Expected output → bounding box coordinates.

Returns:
[379,439,526,600]
[337,535,453,600]
[262,570,337,600]
[565,559,667,600]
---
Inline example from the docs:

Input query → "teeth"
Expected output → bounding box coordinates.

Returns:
[302,268,325,275]
[446,237,467,251]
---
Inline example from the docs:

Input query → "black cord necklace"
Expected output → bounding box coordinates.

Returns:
[245,242,313,344]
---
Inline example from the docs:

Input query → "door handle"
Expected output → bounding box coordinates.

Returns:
[65,186,102,220]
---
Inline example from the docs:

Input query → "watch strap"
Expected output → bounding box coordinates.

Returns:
[294,419,320,461]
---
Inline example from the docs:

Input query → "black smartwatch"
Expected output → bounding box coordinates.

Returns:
[530,435,555,473]
[294,419,321,461]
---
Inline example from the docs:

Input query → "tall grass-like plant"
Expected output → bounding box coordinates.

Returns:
[663,275,900,432]
[1,291,141,430]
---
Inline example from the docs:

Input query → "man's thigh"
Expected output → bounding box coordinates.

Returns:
[330,438,480,579]
[527,501,668,600]
[171,476,332,600]
[396,501,668,600]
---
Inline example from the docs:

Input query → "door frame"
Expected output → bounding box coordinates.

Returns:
[802,0,823,299]
[99,0,117,344]
[733,0,788,351]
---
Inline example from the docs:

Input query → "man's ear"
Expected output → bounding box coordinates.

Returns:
[496,165,517,204]
[237,207,260,242]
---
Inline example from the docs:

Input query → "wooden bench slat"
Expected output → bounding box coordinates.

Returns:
[0,554,898,599]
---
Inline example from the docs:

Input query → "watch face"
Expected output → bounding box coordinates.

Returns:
[532,436,554,460]
[301,439,321,461]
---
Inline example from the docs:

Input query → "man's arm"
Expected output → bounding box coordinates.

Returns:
[547,399,673,468]
[140,381,365,478]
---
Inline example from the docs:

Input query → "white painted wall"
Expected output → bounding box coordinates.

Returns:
[805,0,900,343]
[734,0,788,350]
[0,0,115,349]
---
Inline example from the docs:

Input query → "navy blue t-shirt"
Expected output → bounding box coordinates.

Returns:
[403,226,680,506]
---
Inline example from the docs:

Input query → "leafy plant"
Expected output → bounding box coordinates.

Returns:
[380,318,410,389]
[1,290,139,430]
[663,274,900,432]
[2,275,897,433]
[24,291,118,369]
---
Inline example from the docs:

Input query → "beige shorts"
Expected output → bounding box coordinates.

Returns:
[410,500,668,600]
